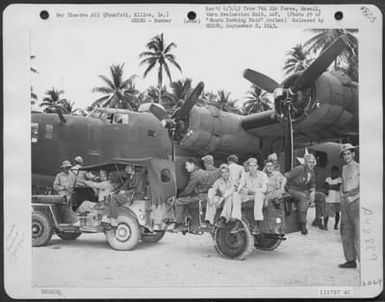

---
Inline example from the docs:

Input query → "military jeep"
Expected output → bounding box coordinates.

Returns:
[31,157,176,251]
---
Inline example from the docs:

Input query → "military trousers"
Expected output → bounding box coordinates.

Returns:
[340,198,360,262]
[287,188,309,223]
[175,194,203,224]
[241,192,265,221]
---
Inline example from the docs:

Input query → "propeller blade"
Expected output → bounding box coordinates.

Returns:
[284,107,293,172]
[172,81,204,121]
[292,36,348,92]
[243,69,279,93]
[149,104,170,121]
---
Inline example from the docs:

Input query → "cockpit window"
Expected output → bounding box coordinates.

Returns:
[89,109,130,124]
[45,124,53,139]
[31,123,39,143]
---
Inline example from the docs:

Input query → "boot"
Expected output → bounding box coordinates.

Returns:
[252,221,261,235]
[316,218,327,230]
[338,260,357,268]
[323,217,329,230]
[231,220,243,233]
[215,217,227,228]
[300,223,308,235]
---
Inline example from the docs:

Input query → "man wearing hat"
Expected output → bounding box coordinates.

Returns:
[201,155,220,187]
[338,143,360,269]
[53,160,76,198]
[238,158,268,234]
[284,153,317,235]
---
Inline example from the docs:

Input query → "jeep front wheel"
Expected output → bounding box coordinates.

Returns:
[105,215,141,251]
[213,219,253,260]
[32,211,53,247]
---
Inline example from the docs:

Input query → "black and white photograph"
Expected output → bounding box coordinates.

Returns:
[3,3,383,299]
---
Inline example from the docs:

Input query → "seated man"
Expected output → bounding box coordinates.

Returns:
[77,171,121,226]
[264,159,286,207]
[285,153,317,235]
[173,158,210,231]
[121,165,147,199]
[238,158,268,235]
[205,163,243,233]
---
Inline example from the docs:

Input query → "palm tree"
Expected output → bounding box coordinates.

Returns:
[91,63,139,110]
[304,29,358,81]
[170,78,192,102]
[144,86,174,113]
[139,33,182,103]
[243,85,272,114]
[283,44,312,75]
[40,88,69,114]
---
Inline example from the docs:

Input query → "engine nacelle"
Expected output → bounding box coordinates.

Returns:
[276,71,358,134]
[178,105,261,156]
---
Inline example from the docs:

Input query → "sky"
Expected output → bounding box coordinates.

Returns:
[30,28,313,110]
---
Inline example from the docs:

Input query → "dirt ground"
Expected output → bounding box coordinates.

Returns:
[32,208,359,289]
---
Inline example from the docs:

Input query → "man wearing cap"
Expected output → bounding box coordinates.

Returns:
[53,160,76,198]
[239,158,268,234]
[338,143,360,269]
[173,158,210,231]
[263,153,281,172]
[205,163,243,232]
[202,155,220,187]
[227,154,246,189]
[285,153,317,235]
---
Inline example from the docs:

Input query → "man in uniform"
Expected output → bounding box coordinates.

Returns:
[285,153,317,235]
[173,158,210,231]
[201,155,220,187]
[338,143,360,269]
[239,158,268,234]
[53,160,76,199]
[227,154,246,189]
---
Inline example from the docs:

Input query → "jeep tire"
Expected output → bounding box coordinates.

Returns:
[213,219,253,260]
[32,211,53,247]
[105,214,141,251]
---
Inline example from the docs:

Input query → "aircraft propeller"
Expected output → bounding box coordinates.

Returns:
[243,36,348,171]
[149,82,205,161]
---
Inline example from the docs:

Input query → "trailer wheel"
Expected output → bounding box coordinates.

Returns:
[254,235,282,251]
[32,211,53,247]
[105,214,141,251]
[57,232,81,240]
[141,230,166,243]
[213,219,253,260]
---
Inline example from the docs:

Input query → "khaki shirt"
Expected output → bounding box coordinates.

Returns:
[341,161,359,202]
[239,171,268,195]
[53,171,76,197]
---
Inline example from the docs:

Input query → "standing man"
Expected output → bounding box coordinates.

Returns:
[173,158,210,231]
[239,158,268,234]
[285,153,317,235]
[201,155,220,187]
[339,143,360,269]
[227,154,246,189]
[53,160,76,199]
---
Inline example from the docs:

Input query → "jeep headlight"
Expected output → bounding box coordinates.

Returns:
[276,217,281,224]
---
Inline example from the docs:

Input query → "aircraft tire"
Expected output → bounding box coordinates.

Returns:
[253,235,282,251]
[105,214,141,251]
[57,232,82,241]
[213,219,253,260]
[141,230,166,243]
[32,211,53,247]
